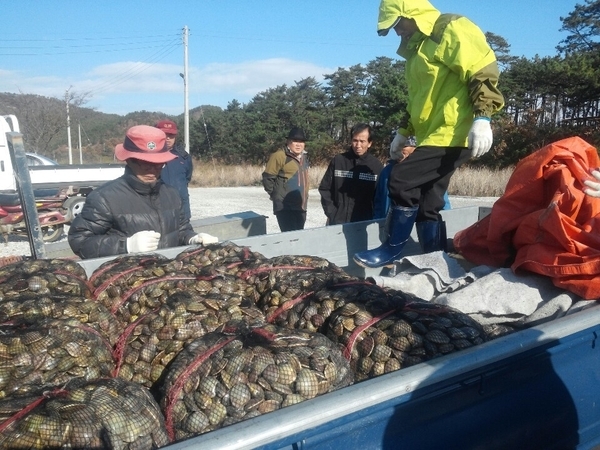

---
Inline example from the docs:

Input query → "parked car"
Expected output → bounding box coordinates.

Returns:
[20,153,61,198]
[25,152,58,166]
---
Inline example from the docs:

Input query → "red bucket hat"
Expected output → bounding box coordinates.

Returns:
[155,119,178,135]
[114,125,176,164]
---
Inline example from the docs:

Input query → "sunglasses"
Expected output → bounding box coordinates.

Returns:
[129,159,165,169]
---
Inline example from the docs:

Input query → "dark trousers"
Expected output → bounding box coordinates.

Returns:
[388,146,471,222]
[275,210,306,232]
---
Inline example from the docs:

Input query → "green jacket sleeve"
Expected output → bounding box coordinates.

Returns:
[435,15,505,118]
[468,61,504,118]
[262,151,285,196]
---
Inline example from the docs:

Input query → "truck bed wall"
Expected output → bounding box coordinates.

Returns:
[0,163,125,193]
[74,205,487,278]
[25,164,125,190]
[45,210,268,260]
[229,206,486,278]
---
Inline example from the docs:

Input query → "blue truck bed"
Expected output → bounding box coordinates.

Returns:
[75,208,600,450]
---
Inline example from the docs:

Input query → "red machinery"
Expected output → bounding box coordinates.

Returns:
[0,196,69,243]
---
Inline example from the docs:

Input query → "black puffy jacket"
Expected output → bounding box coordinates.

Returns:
[68,166,196,259]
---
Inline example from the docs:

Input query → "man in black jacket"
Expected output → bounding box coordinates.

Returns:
[68,125,217,259]
[319,123,383,225]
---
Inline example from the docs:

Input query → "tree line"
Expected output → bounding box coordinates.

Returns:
[189,1,600,168]
[1,1,599,168]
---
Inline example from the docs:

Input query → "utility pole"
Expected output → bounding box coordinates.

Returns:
[78,122,83,164]
[65,87,73,164]
[182,26,190,154]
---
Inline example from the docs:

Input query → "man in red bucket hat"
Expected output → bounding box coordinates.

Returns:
[155,119,194,220]
[68,125,217,259]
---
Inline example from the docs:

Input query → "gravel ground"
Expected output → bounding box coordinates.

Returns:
[0,187,498,258]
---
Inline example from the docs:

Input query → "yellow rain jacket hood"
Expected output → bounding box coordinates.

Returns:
[378,0,439,37]
[377,0,504,148]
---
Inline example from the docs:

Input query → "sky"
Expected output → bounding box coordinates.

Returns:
[0,0,582,116]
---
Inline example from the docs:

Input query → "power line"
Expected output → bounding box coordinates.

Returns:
[84,40,181,96]
[200,107,212,154]
[190,31,382,49]
[7,32,184,97]
[0,45,180,56]
[0,33,182,56]
[0,39,178,50]
[79,123,93,146]
[0,33,180,42]
[1,31,183,97]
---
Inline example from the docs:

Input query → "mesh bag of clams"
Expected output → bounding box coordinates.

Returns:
[239,255,359,332]
[0,319,115,400]
[0,258,90,301]
[91,254,184,316]
[0,295,123,346]
[324,290,488,382]
[280,279,396,333]
[88,253,169,291]
[160,322,354,442]
[112,291,265,390]
[0,377,169,449]
[90,254,254,327]
[175,243,269,277]
[241,254,356,289]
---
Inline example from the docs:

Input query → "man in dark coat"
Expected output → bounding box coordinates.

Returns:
[155,119,194,220]
[68,125,216,259]
[319,123,383,225]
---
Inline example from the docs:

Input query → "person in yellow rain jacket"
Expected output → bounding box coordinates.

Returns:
[354,0,505,269]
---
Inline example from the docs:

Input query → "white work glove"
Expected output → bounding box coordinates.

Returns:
[188,232,219,245]
[390,132,407,160]
[126,230,160,253]
[468,117,493,158]
[584,170,600,198]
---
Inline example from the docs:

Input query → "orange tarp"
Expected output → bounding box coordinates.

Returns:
[454,136,600,299]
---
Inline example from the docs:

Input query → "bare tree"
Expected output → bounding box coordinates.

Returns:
[15,90,91,160]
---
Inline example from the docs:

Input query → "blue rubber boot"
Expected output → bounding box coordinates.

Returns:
[353,205,418,268]
[416,220,447,253]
